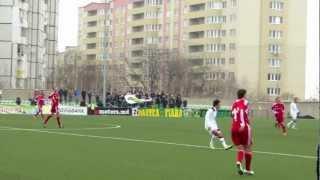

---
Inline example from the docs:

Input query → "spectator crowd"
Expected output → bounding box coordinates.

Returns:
[55,88,187,109]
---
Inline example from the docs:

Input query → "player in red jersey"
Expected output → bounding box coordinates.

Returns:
[34,92,45,120]
[271,97,287,136]
[43,90,62,128]
[231,89,254,176]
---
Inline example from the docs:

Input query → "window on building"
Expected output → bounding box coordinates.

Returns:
[229,72,235,80]
[86,43,97,49]
[267,73,281,81]
[268,44,281,54]
[229,29,237,36]
[87,32,97,38]
[189,17,205,25]
[145,24,162,32]
[207,1,226,9]
[229,14,237,22]
[145,0,163,5]
[87,54,96,60]
[267,88,281,96]
[221,58,226,65]
[206,16,226,24]
[189,45,205,53]
[190,3,206,12]
[269,16,283,24]
[269,30,283,40]
[269,58,281,67]
[17,44,24,56]
[133,1,145,8]
[205,58,226,66]
[190,31,205,39]
[270,1,284,10]
[206,29,226,38]
[229,57,235,64]
[229,43,236,50]
[21,27,27,37]
[131,50,143,57]
[230,0,237,8]
[87,21,97,27]
[220,72,226,80]
[87,10,97,16]
[132,25,144,32]
[206,44,226,52]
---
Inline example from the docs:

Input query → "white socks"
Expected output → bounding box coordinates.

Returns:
[219,138,228,148]
[287,121,297,129]
[210,137,229,149]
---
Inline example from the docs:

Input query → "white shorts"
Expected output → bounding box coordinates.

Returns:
[291,113,298,120]
[206,125,220,134]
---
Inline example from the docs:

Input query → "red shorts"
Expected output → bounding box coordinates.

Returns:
[51,105,59,114]
[231,125,252,146]
[275,114,284,124]
[37,104,43,112]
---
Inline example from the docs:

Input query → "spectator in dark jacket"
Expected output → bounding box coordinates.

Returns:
[168,95,175,108]
[161,95,168,108]
[182,100,188,108]
[175,95,182,108]
[88,91,92,104]
[81,90,86,102]
[63,89,68,103]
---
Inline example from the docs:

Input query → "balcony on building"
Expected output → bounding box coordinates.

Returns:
[131,50,144,58]
[189,45,204,53]
[87,21,97,27]
[189,31,205,39]
[131,38,144,46]
[131,58,144,65]
[132,13,145,21]
[133,1,144,8]
[132,25,144,33]
[87,43,97,49]
[189,17,205,26]
[86,54,96,61]
[189,58,204,66]
[189,3,206,12]
[87,32,97,38]
[17,44,25,57]
[131,61,144,69]
[87,10,98,16]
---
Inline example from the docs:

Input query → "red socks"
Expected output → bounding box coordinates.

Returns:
[237,150,245,163]
[56,117,61,128]
[245,152,253,171]
[237,150,253,171]
[44,115,52,125]
[280,124,287,133]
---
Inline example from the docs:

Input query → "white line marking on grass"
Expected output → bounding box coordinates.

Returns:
[1,126,316,160]
[0,124,121,131]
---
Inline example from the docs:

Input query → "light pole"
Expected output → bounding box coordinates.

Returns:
[102,0,109,107]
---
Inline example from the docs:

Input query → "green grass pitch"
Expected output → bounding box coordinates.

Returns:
[0,115,318,180]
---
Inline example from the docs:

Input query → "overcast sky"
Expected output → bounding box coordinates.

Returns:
[57,0,319,99]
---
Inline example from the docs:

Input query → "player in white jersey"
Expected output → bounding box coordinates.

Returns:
[205,99,233,150]
[287,97,300,129]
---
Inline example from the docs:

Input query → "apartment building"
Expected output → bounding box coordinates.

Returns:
[184,0,307,99]
[78,2,114,90]
[86,0,307,99]
[0,0,59,89]
[112,0,184,89]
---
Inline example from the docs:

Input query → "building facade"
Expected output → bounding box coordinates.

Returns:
[78,0,306,99]
[183,0,306,99]
[112,0,184,89]
[78,2,114,91]
[0,0,59,89]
